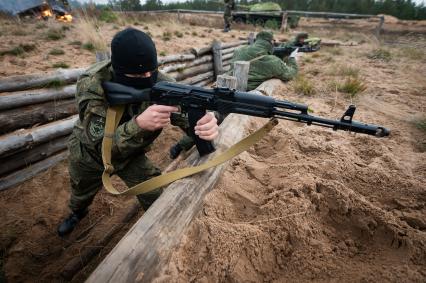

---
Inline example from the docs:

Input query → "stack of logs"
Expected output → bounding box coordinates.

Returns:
[0,39,248,191]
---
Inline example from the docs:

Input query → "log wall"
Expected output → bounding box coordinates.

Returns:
[0,39,248,191]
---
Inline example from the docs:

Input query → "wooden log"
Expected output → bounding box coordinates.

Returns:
[0,115,78,158]
[195,77,214,87]
[189,45,212,57]
[86,64,255,283]
[169,63,213,82]
[222,52,234,61]
[180,71,214,85]
[0,68,85,93]
[158,54,195,65]
[0,99,77,135]
[0,84,76,111]
[233,61,250,91]
[160,55,212,73]
[221,40,247,49]
[0,136,68,176]
[212,40,223,78]
[222,46,238,55]
[0,151,68,191]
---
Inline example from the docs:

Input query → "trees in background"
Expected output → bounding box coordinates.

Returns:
[101,0,426,20]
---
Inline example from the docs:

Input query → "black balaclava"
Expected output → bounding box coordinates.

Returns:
[111,28,158,89]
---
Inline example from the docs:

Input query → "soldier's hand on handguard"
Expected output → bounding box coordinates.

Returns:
[194,112,219,141]
[136,104,179,131]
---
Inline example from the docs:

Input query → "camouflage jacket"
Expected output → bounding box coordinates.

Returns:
[71,60,188,167]
[231,39,298,90]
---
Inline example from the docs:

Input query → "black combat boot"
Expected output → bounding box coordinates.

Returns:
[57,208,88,237]
[169,143,183,159]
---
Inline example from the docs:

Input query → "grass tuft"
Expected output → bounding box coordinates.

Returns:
[82,42,95,52]
[0,44,36,56]
[162,31,172,41]
[159,51,167,56]
[367,48,392,62]
[52,62,70,68]
[293,75,316,96]
[337,77,367,97]
[174,31,183,38]
[46,28,65,41]
[49,48,65,55]
[45,79,66,88]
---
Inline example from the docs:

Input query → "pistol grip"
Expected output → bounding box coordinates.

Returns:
[188,108,216,156]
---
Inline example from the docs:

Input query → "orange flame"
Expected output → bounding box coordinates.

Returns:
[57,14,73,22]
[41,9,53,18]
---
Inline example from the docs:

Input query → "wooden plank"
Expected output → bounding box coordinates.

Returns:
[0,151,68,191]
[169,63,213,81]
[0,115,78,158]
[160,55,212,74]
[158,54,195,65]
[0,136,68,176]
[212,40,223,78]
[0,68,85,93]
[0,99,77,135]
[0,84,76,111]
[233,61,250,91]
[180,71,214,85]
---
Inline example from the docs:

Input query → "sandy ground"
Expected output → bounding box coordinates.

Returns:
[0,13,425,282]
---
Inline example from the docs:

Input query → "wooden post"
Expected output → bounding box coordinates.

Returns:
[375,16,385,38]
[248,32,255,45]
[216,75,237,89]
[212,39,223,78]
[280,11,288,33]
[232,61,250,91]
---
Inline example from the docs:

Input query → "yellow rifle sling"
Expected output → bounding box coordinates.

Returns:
[101,106,278,196]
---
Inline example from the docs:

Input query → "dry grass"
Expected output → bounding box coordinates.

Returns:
[367,48,392,62]
[337,77,367,97]
[293,75,316,96]
[74,15,108,52]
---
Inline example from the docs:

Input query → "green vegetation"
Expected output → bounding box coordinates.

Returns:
[249,2,281,12]
[174,31,183,38]
[264,19,280,30]
[49,48,65,55]
[337,77,367,97]
[69,40,82,46]
[159,51,167,56]
[162,31,172,41]
[414,118,426,133]
[52,62,70,68]
[46,28,65,41]
[192,31,198,36]
[367,48,392,62]
[0,44,36,56]
[294,75,316,96]
[82,42,95,52]
[99,8,118,23]
[327,64,360,77]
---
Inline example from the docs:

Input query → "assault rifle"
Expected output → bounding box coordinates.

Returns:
[272,44,320,58]
[103,81,390,156]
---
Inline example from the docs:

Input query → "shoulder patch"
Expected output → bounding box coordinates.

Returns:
[87,115,105,141]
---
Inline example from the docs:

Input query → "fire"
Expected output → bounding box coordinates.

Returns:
[57,14,73,23]
[41,9,53,18]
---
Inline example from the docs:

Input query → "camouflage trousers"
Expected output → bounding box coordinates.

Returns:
[67,136,162,212]
[224,8,232,28]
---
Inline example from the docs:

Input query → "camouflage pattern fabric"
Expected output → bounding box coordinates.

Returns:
[68,60,187,212]
[224,0,234,28]
[231,35,298,91]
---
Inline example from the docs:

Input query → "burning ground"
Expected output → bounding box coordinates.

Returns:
[0,13,426,282]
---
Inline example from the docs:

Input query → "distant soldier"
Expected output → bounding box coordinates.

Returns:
[279,32,321,52]
[223,0,235,32]
[231,30,299,91]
